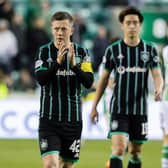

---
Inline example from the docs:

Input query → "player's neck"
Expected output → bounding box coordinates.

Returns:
[124,37,140,47]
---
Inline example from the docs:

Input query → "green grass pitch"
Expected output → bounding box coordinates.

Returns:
[0,139,162,168]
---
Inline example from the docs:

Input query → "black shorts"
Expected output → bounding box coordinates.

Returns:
[108,114,148,143]
[38,119,82,162]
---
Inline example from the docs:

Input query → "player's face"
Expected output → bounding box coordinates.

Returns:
[51,19,73,46]
[121,15,141,40]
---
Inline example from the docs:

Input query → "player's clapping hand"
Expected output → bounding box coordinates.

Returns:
[57,41,68,64]
[68,43,76,67]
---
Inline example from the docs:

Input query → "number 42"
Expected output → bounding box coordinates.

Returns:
[69,139,81,153]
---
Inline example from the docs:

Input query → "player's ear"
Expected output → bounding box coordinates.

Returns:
[120,23,124,31]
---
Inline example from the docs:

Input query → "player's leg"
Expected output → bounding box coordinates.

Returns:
[160,101,168,168]
[42,154,59,168]
[59,158,74,168]
[60,121,82,168]
[162,131,168,168]
[109,134,128,168]
[108,115,129,168]
[38,121,61,168]
[127,115,148,168]
[127,142,142,168]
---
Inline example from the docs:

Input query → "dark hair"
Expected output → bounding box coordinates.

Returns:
[51,11,74,24]
[119,6,144,23]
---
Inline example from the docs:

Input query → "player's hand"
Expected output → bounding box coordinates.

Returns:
[57,41,68,64]
[68,43,76,67]
[154,89,162,101]
[90,107,99,124]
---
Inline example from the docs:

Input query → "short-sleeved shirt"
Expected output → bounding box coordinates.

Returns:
[104,39,160,116]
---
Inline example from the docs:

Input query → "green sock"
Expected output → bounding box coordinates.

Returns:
[110,154,123,168]
[128,157,141,168]
[162,145,168,168]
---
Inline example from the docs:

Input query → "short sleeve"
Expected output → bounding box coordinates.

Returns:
[104,46,115,72]
[150,46,160,69]
[34,48,49,73]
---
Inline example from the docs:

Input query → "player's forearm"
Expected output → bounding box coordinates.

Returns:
[154,74,164,93]
[71,66,94,88]
[152,69,164,94]
[35,62,61,86]
[92,76,108,108]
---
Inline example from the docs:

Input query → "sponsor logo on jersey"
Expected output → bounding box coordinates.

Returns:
[56,69,75,76]
[140,52,150,62]
[117,66,147,74]
[117,66,125,74]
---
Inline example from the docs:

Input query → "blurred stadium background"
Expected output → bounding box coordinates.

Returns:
[0,0,168,167]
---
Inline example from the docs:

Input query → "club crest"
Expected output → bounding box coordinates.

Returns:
[140,52,150,62]
[40,139,48,151]
[35,60,43,68]
[111,120,118,130]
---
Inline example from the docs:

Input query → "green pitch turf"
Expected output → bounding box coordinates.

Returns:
[0,139,162,168]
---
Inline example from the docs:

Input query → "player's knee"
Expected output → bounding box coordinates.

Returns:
[112,146,125,156]
[43,160,58,168]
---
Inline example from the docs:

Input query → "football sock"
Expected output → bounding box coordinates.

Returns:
[162,145,168,168]
[110,154,123,168]
[127,157,141,168]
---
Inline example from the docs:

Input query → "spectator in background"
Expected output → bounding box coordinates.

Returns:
[24,0,41,29]
[41,0,53,37]
[0,0,15,26]
[72,13,87,44]
[92,25,109,73]
[10,12,37,92]
[26,16,50,74]
[0,19,18,89]
[11,12,27,71]
[13,68,36,92]
[91,25,109,90]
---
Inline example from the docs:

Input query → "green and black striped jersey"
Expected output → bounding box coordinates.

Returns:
[104,39,160,116]
[34,42,93,122]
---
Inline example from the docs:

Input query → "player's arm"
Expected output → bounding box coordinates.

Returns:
[35,48,61,86]
[151,68,164,101]
[71,66,93,89]
[150,45,164,101]
[90,70,110,124]
[90,45,114,123]
[69,44,94,89]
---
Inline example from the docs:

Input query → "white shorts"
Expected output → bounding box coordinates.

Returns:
[160,101,168,135]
